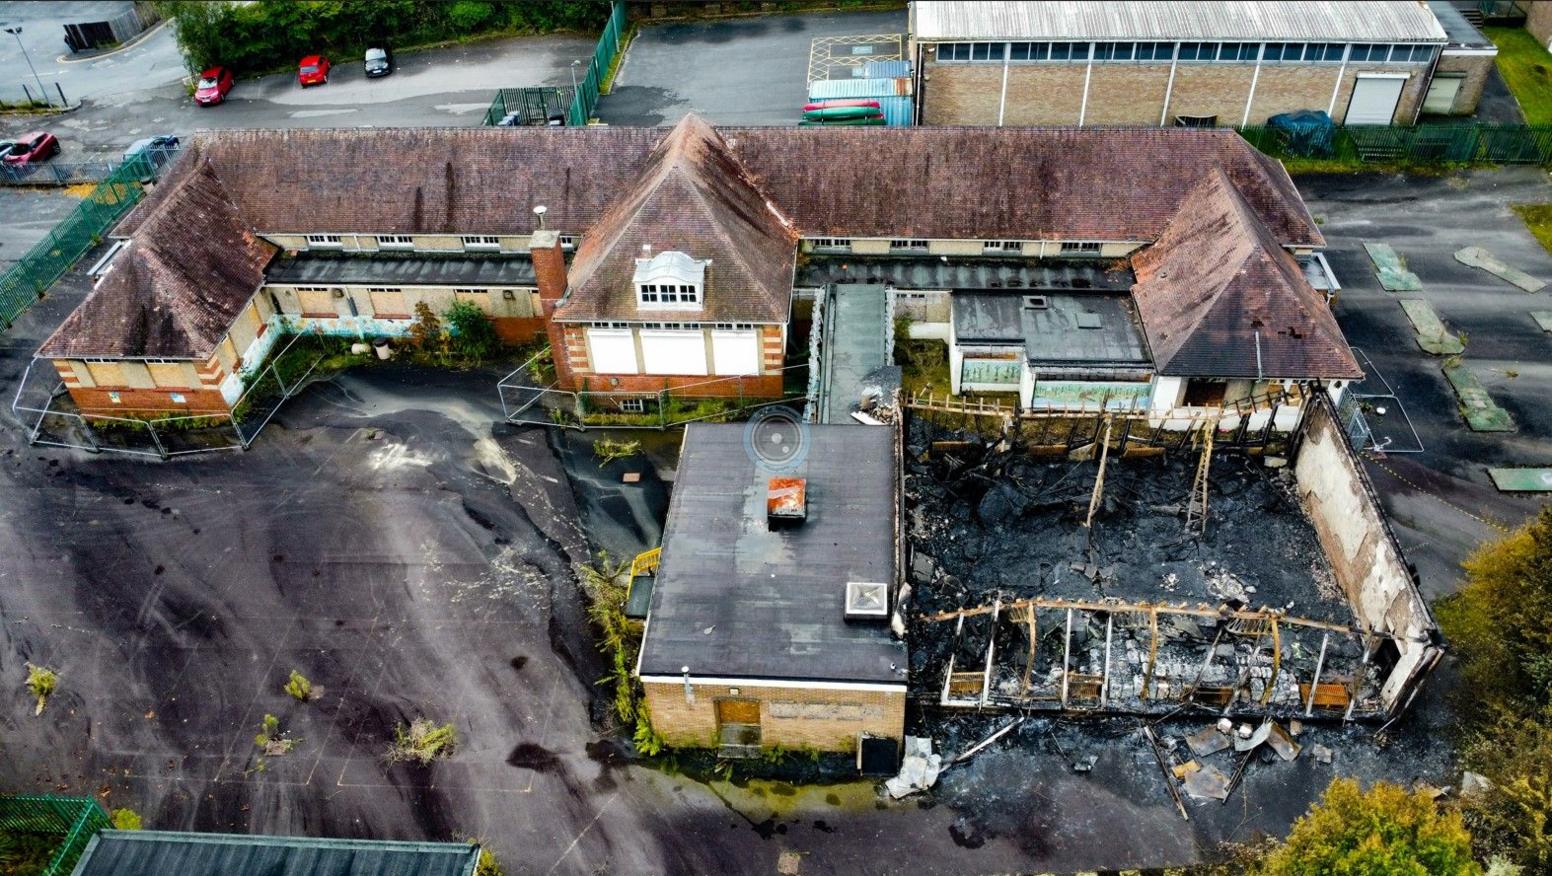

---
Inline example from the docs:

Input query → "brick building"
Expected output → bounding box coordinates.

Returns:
[636,424,907,755]
[910,0,1492,126]
[42,117,1355,423]
[1528,0,1552,49]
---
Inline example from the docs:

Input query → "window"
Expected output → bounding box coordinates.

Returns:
[1134,42,1172,61]
[108,391,121,404]
[462,235,500,251]
[618,398,646,413]
[638,283,699,305]
[559,234,578,250]
[1060,241,1103,254]
[889,239,929,251]
[377,234,414,250]
[1390,44,1432,63]
[169,393,187,405]
[1093,42,1135,61]
[367,286,400,293]
[1183,379,1228,407]
[1348,44,1382,62]
[810,238,851,251]
[455,287,488,295]
[1050,41,1087,61]
[1178,42,1214,61]
[305,234,341,248]
[983,240,1022,253]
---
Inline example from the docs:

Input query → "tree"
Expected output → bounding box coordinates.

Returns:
[444,300,500,361]
[408,301,443,354]
[1259,779,1480,876]
[1437,507,1552,714]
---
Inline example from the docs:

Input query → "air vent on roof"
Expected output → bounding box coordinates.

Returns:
[845,581,889,621]
[1077,312,1103,329]
[1024,295,1048,309]
[767,477,806,529]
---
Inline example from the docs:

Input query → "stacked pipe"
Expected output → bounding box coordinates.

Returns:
[799,99,884,127]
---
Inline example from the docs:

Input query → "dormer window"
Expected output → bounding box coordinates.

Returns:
[633,249,706,310]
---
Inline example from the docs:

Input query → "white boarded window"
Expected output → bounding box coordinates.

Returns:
[640,330,707,376]
[711,330,759,376]
[587,328,638,374]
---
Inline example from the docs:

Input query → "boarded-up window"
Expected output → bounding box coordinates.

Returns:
[85,360,125,386]
[1183,379,1228,406]
[297,287,335,316]
[587,328,638,374]
[147,362,191,388]
[711,330,759,376]
[368,288,409,318]
[641,330,707,376]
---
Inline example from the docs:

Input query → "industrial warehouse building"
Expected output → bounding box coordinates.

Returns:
[910,0,1495,126]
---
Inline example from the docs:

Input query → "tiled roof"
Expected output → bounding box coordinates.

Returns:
[724,126,1322,247]
[554,115,798,323]
[1130,169,1361,380]
[39,161,276,359]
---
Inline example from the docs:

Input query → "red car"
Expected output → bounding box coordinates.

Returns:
[194,66,234,106]
[298,55,330,87]
[3,132,60,165]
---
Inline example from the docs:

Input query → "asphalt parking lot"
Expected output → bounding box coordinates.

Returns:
[599,8,908,126]
[1305,167,1552,594]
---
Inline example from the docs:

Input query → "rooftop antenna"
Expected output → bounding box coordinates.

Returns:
[533,205,547,229]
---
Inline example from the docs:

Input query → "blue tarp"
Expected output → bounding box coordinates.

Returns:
[1266,109,1336,157]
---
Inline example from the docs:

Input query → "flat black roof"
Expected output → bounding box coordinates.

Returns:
[1429,1,1494,49]
[797,256,1134,292]
[954,290,1152,368]
[73,831,480,876]
[266,254,536,287]
[638,424,907,684]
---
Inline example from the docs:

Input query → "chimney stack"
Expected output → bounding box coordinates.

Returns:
[767,477,806,529]
[531,228,567,306]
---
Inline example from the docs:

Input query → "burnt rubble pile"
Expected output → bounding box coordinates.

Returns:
[901,418,1393,721]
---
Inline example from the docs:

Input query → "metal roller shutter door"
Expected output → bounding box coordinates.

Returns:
[1347,76,1406,125]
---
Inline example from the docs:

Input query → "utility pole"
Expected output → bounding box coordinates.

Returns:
[4,26,50,107]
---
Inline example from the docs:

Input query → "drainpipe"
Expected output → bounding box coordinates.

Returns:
[1326,43,1351,117]
[1241,43,1265,126]
[1413,44,1442,124]
[997,42,1010,126]
[1078,42,1094,126]
[1159,42,1180,126]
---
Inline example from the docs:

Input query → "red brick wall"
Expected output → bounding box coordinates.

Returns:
[67,386,231,417]
[494,316,546,345]
[578,373,784,398]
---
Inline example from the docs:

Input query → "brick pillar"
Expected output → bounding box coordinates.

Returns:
[531,229,577,390]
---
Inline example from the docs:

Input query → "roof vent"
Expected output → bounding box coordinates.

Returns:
[767,477,806,529]
[1024,295,1048,309]
[845,581,889,621]
[1077,312,1103,329]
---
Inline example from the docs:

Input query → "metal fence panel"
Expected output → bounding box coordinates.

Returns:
[1238,122,1552,167]
[567,1,627,127]
[0,794,110,876]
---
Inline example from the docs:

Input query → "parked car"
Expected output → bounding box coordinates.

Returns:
[364,47,392,78]
[194,66,234,105]
[298,55,331,87]
[123,135,180,171]
[3,132,60,165]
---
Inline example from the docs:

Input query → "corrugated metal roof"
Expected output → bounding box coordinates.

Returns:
[807,77,911,98]
[862,59,911,78]
[913,1,1446,43]
[71,830,482,876]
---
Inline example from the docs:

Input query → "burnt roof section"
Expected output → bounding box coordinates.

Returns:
[1130,170,1361,380]
[725,126,1322,247]
[39,161,276,359]
[797,256,1134,291]
[73,830,481,876]
[266,254,536,287]
[639,424,907,684]
[554,116,799,323]
[954,291,1152,368]
[117,125,1321,249]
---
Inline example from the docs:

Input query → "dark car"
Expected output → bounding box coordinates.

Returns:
[124,135,180,172]
[194,66,234,105]
[3,131,60,165]
[364,47,392,78]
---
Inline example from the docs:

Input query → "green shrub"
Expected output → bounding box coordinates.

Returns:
[447,0,495,30]
[592,437,641,466]
[1259,778,1480,876]
[110,808,143,830]
[388,718,458,764]
[24,663,57,715]
[444,300,500,362]
[283,669,313,702]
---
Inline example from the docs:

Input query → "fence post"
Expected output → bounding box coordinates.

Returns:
[21,81,32,104]
[146,421,169,460]
[55,82,66,107]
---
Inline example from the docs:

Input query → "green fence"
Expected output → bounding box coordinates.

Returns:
[567,0,628,127]
[481,87,570,126]
[0,794,111,876]
[0,151,161,333]
[1238,122,1552,167]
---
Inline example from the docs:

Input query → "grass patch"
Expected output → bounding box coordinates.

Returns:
[388,718,457,765]
[592,437,641,466]
[1484,26,1552,125]
[0,830,60,876]
[24,664,57,716]
[1512,203,1552,256]
[893,319,951,397]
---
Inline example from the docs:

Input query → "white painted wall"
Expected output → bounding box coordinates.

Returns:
[711,330,759,376]
[641,330,708,376]
[588,329,639,374]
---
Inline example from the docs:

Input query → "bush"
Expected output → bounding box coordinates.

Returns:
[110,808,143,831]
[444,300,500,362]
[1259,778,1480,876]
[24,663,57,716]
[283,669,313,702]
[408,302,443,355]
[156,1,612,76]
[388,718,458,764]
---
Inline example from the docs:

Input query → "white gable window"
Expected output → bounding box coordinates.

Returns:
[305,234,342,248]
[377,234,414,250]
[461,235,500,251]
[634,250,706,310]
